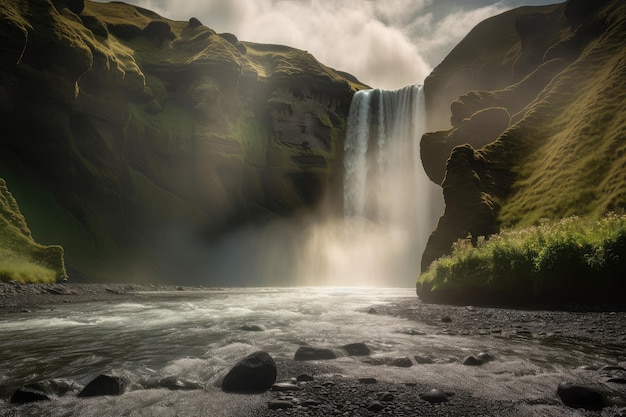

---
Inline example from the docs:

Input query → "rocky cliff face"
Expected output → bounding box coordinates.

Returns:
[420,0,626,270]
[0,0,365,282]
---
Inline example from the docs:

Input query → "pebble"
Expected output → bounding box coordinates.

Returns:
[366,400,385,412]
[441,315,452,323]
[271,382,301,392]
[420,388,449,404]
[390,357,413,367]
[358,377,377,384]
[268,400,294,410]
[376,391,394,401]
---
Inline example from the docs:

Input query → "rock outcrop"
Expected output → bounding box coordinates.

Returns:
[419,0,626,273]
[0,0,366,282]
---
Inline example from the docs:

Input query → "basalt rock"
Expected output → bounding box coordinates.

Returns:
[0,0,366,283]
[221,351,277,393]
[294,346,337,361]
[78,374,127,397]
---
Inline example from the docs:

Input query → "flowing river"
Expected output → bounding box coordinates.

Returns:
[0,287,624,416]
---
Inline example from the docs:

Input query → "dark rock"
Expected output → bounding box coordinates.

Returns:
[602,366,626,372]
[188,17,202,28]
[390,357,413,368]
[68,0,85,15]
[376,391,394,401]
[296,374,314,382]
[78,374,127,397]
[557,382,606,410]
[240,324,265,332]
[342,342,371,356]
[477,352,495,363]
[143,20,174,46]
[268,400,294,410]
[10,387,51,404]
[367,307,378,314]
[415,355,434,364]
[271,382,301,392]
[358,377,377,384]
[421,389,449,404]
[463,355,484,366]
[221,351,277,393]
[366,400,385,412]
[27,379,82,396]
[441,315,452,323]
[294,346,337,361]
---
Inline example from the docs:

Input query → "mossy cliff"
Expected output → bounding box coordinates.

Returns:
[0,0,365,282]
[418,0,626,302]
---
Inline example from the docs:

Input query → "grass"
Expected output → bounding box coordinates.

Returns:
[417,214,626,305]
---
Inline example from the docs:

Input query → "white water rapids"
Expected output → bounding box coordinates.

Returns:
[0,288,624,416]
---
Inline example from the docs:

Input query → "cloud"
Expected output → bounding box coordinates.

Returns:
[93,0,556,88]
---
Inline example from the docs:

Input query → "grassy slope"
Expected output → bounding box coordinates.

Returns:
[0,178,67,283]
[418,0,626,304]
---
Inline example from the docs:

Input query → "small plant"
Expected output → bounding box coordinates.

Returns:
[417,214,626,305]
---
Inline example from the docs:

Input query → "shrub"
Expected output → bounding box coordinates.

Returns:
[417,214,626,305]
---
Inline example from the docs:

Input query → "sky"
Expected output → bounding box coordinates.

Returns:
[104,0,559,89]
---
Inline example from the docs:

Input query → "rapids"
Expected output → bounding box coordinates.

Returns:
[0,288,623,416]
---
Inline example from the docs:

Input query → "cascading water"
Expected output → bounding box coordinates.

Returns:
[342,84,440,279]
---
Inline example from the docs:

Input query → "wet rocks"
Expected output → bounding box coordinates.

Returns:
[389,357,413,367]
[78,374,127,397]
[10,387,51,404]
[557,382,606,410]
[294,346,337,361]
[366,400,385,411]
[142,375,202,391]
[271,382,302,392]
[341,342,371,356]
[221,351,277,393]
[463,352,495,366]
[358,377,377,384]
[420,388,450,404]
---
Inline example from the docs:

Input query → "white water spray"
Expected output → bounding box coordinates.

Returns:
[341,85,439,279]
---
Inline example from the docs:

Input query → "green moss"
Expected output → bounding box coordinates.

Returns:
[0,178,67,283]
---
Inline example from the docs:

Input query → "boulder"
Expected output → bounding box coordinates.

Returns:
[294,346,337,361]
[10,387,51,404]
[78,374,127,397]
[342,342,371,356]
[221,351,277,393]
[557,382,606,410]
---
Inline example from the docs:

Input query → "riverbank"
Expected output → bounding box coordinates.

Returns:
[1,284,625,416]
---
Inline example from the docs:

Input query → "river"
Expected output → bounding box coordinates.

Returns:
[0,287,624,416]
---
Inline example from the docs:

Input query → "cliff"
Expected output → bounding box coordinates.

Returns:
[418,0,626,301]
[0,0,366,282]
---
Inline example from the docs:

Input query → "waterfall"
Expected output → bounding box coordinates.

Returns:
[343,84,439,275]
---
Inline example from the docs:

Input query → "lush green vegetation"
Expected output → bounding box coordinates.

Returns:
[417,214,626,305]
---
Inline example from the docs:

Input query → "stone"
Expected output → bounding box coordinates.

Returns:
[390,357,413,368]
[441,315,452,323]
[294,346,337,361]
[78,374,127,397]
[358,377,377,384]
[398,328,427,336]
[421,389,450,404]
[462,355,484,366]
[271,382,302,392]
[376,391,394,401]
[342,342,371,356]
[366,400,385,412]
[557,382,606,410]
[477,352,495,363]
[10,387,51,404]
[296,374,314,382]
[367,307,378,314]
[415,355,434,364]
[268,400,294,410]
[221,351,277,393]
